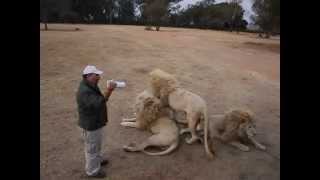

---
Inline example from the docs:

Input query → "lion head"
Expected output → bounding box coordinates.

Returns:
[238,119,257,138]
[221,109,257,141]
[134,90,162,129]
[149,69,180,105]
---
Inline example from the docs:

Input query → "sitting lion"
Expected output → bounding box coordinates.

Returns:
[121,90,180,156]
[121,90,161,130]
[208,109,266,151]
[149,69,214,159]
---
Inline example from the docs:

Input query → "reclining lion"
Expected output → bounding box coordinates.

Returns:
[121,90,179,156]
[149,69,214,159]
[208,109,266,152]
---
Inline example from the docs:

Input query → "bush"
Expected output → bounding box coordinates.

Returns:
[145,26,153,31]
[61,11,81,24]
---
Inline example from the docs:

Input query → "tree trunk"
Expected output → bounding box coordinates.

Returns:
[264,31,270,38]
[266,32,270,38]
[110,0,113,24]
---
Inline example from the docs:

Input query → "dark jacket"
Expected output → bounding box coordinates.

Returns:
[76,79,108,131]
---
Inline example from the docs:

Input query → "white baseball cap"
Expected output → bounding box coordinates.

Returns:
[82,65,103,75]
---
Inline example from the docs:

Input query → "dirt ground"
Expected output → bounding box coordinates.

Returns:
[40,24,280,180]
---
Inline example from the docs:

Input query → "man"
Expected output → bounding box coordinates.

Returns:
[76,65,116,178]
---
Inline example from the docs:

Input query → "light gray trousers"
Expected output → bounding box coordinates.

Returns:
[82,128,103,176]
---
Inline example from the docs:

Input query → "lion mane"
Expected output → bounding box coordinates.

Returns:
[149,69,180,106]
[217,109,254,142]
[133,90,162,130]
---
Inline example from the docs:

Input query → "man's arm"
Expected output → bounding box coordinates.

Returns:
[104,89,113,102]
[104,82,116,101]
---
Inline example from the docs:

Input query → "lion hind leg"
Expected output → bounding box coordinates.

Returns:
[120,121,140,128]
[185,114,201,144]
[196,121,204,131]
[122,117,136,122]
[180,128,190,135]
[176,119,187,124]
[123,141,149,152]
[186,134,201,144]
[123,134,162,152]
[229,141,250,151]
[124,134,171,155]
[141,134,177,156]
[143,141,179,156]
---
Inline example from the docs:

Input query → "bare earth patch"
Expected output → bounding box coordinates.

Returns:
[40,24,280,180]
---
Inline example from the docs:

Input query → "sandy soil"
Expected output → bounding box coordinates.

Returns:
[40,24,280,180]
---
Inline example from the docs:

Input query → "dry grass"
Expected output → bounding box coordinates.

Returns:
[40,24,280,180]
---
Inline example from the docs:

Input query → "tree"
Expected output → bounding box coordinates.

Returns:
[115,0,135,24]
[40,0,63,29]
[145,0,168,31]
[168,4,181,26]
[103,0,115,24]
[175,1,246,30]
[251,0,280,37]
[73,0,105,23]
[40,0,49,30]
[199,0,215,7]
[229,0,243,33]
[39,0,249,31]
[40,0,62,29]
[138,0,181,31]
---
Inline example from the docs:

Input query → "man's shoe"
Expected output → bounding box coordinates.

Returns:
[101,159,109,166]
[88,170,106,178]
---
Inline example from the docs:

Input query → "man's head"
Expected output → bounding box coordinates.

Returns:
[82,65,103,85]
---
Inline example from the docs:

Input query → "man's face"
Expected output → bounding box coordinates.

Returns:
[86,73,100,85]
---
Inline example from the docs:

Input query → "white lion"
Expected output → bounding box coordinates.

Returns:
[121,90,180,156]
[149,69,214,159]
[208,109,266,152]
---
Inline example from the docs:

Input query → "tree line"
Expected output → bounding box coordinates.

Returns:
[40,0,279,35]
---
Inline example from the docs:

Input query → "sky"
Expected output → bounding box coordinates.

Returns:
[177,0,255,23]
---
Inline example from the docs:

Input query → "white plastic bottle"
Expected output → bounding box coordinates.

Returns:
[115,81,126,88]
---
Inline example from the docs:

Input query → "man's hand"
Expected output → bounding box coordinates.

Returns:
[107,81,117,91]
[104,81,117,101]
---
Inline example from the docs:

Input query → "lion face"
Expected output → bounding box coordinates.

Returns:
[224,110,257,139]
[239,121,257,138]
[143,97,161,111]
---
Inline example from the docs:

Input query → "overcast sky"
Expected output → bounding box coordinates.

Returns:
[177,0,254,23]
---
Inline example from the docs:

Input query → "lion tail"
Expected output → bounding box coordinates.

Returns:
[142,141,179,156]
[203,106,215,159]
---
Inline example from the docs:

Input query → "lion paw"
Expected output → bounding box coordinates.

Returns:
[123,143,136,151]
[240,146,250,152]
[258,145,266,151]
[180,129,190,135]
[123,145,131,151]
[185,137,199,144]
